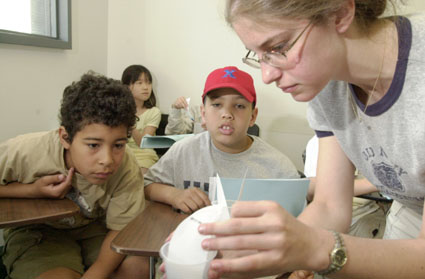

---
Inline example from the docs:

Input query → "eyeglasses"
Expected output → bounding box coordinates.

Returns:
[242,21,312,69]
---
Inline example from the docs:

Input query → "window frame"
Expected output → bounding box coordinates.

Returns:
[0,0,72,49]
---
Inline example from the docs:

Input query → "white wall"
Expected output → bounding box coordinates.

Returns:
[399,0,425,14]
[0,0,109,142]
[107,0,425,171]
[107,0,313,171]
[1,0,425,171]
[0,0,424,247]
[0,0,109,248]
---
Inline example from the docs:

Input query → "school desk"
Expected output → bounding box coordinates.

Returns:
[0,198,79,228]
[111,200,188,257]
[111,200,187,279]
[111,200,301,279]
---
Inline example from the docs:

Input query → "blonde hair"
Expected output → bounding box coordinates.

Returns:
[225,0,399,32]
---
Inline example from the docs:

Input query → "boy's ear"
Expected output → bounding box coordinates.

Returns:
[200,104,206,125]
[334,0,355,34]
[249,107,258,127]
[58,126,71,149]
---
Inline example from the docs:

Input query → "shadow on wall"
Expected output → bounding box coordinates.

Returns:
[262,115,314,172]
[268,115,313,135]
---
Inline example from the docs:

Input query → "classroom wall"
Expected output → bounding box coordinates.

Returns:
[107,0,425,171]
[1,0,424,171]
[107,0,314,171]
[0,0,425,248]
[0,0,108,142]
[398,0,425,14]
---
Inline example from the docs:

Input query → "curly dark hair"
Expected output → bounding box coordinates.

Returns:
[59,72,137,142]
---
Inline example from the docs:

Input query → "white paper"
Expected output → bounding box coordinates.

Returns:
[208,176,217,202]
[216,174,229,215]
[185,97,194,121]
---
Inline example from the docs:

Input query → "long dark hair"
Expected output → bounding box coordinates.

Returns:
[121,64,157,108]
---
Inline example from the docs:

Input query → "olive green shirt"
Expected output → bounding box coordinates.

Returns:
[0,130,145,230]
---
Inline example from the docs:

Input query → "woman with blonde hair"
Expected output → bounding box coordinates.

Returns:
[197,1,425,278]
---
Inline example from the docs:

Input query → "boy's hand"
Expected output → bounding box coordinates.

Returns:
[287,270,314,279]
[171,96,189,109]
[32,168,75,198]
[171,187,211,213]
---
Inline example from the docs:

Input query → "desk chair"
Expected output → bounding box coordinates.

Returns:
[156,114,168,136]
[247,123,260,136]
[358,192,393,203]
[0,229,4,279]
[154,114,169,157]
[0,246,5,279]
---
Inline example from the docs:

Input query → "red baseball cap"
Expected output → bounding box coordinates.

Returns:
[202,66,256,105]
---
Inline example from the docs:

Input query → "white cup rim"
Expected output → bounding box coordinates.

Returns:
[160,241,218,265]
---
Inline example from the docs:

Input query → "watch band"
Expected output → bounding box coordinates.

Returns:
[316,230,347,276]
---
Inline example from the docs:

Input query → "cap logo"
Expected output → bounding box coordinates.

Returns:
[223,69,236,79]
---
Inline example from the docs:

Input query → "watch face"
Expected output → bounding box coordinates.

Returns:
[332,248,347,267]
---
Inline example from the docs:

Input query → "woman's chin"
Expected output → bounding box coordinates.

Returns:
[291,92,316,102]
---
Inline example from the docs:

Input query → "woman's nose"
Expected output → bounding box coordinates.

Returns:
[261,63,283,85]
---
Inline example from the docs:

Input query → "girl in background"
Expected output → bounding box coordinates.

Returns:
[122,65,161,174]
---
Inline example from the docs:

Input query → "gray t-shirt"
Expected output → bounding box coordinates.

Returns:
[144,131,299,194]
[164,105,203,135]
[307,15,425,214]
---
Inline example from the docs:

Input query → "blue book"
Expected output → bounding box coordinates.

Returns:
[140,134,194,149]
[210,178,309,217]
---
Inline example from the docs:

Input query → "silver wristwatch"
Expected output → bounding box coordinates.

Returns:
[317,230,347,276]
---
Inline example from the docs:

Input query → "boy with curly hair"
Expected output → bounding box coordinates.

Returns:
[0,73,148,279]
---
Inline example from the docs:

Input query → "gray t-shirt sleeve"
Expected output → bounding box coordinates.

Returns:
[143,145,178,187]
[164,107,194,135]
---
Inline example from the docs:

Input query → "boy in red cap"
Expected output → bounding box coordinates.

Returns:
[144,66,299,213]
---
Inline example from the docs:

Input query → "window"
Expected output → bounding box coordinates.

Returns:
[0,0,71,49]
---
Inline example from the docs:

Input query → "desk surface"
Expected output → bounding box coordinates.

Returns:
[0,198,80,228]
[112,201,188,257]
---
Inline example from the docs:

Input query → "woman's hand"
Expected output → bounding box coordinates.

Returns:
[197,201,327,279]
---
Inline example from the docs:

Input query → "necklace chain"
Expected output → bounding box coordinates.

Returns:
[349,30,388,121]
[364,38,387,113]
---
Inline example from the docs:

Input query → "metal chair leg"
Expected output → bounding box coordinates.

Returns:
[149,256,156,279]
